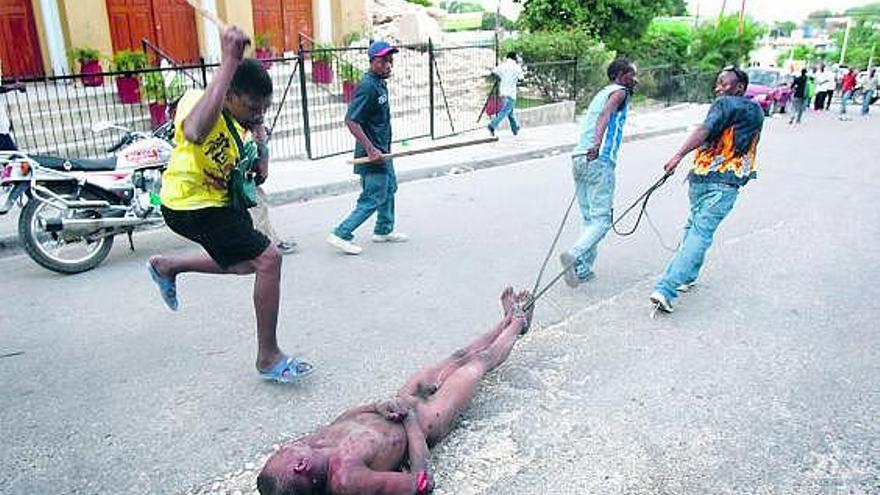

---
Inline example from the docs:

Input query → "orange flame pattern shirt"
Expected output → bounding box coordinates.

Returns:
[690,96,764,187]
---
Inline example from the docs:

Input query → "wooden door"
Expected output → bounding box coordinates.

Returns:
[151,0,198,62]
[253,0,314,52]
[106,0,156,54]
[252,0,284,52]
[282,0,312,51]
[0,0,44,77]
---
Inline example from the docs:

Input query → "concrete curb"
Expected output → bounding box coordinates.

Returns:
[0,125,689,256]
[264,124,690,206]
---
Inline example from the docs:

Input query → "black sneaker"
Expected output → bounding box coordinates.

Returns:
[487,124,495,137]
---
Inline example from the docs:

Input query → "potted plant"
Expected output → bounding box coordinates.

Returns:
[342,31,363,47]
[69,47,103,86]
[254,32,274,69]
[311,42,335,84]
[143,72,167,127]
[339,60,362,103]
[111,50,148,104]
[143,71,185,128]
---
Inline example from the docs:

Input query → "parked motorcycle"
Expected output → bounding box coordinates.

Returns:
[0,122,174,273]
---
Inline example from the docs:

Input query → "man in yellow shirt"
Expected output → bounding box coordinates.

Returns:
[147,26,313,383]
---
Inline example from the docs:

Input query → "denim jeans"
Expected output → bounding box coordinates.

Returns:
[790,97,806,123]
[566,156,615,279]
[862,89,874,115]
[653,181,739,300]
[840,90,853,114]
[489,96,520,135]
[333,164,397,240]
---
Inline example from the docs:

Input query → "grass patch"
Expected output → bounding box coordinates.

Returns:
[443,17,482,31]
[515,97,546,109]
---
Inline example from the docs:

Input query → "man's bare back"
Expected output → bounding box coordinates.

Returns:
[258,288,532,495]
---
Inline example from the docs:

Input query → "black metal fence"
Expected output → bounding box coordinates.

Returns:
[3,64,206,159]
[1,44,717,162]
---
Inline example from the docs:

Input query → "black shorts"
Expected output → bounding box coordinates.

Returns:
[161,205,270,269]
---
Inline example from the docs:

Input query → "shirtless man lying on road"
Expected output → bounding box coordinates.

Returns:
[257,287,533,495]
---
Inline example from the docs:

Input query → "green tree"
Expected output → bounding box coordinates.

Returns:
[805,9,833,29]
[439,1,484,13]
[831,19,880,68]
[661,0,688,16]
[624,19,693,69]
[689,15,765,71]
[517,0,674,52]
[845,2,880,19]
[771,20,798,37]
[481,12,516,30]
[775,44,819,67]
[502,30,613,105]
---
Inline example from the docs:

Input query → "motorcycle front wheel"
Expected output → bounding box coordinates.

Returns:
[18,198,114,274]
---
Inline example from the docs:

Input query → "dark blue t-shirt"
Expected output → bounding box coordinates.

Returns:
[346,71,392,174]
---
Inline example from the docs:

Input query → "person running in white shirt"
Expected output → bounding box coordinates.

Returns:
[487,52,524,137]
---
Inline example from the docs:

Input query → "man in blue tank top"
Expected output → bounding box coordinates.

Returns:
[560,59,638,287]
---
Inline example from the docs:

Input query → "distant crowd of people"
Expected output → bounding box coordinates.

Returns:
[791,64,878,123]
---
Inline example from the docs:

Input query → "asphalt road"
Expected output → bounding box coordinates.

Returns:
[1,111,877,494]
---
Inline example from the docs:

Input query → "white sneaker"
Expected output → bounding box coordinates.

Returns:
[558,252,581,288]
[649,291,674,313]
[372,232,409,243]
[676,281,696,293]
[326,233,362,255]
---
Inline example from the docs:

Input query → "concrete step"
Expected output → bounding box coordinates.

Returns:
[16,104,427,159]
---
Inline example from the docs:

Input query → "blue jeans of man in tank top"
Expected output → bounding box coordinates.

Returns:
[566,156,615,280]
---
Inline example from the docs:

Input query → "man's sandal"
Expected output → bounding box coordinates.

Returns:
[260,355,314,384]
[147,262,178,311]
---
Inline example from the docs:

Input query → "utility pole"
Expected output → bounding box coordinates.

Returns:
[869,43,876,71]
[840,17,852,65]
[718,0,728,22]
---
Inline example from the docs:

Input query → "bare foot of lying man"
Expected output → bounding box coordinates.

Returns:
[258,287,534,495]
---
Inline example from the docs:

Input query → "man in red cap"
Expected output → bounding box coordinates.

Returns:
[328,40,408,255]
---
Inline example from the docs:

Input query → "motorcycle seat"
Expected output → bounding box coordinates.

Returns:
[32,155,117,172]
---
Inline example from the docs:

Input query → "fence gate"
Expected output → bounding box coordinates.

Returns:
[296,41,498,160]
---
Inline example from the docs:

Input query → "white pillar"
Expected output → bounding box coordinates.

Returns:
[38,0,70,75]
[317,0,333,44]
[201,0,222,62]
[839,17,852,65]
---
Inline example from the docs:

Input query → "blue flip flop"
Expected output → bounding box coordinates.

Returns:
[147,262,179,311]
[260,355,314,384]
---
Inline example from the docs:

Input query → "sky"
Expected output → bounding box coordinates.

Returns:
[686,0,879,23]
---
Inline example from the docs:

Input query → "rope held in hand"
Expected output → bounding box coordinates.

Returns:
[611,171,673,236]
[525,171,673,312]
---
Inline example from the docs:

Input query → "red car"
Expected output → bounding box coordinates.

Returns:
[745,68,794,116]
